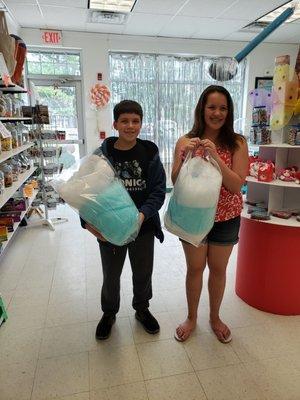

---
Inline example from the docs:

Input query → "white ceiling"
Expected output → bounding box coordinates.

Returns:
[2,0,300,43]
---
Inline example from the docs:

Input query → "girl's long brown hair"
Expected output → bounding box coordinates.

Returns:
[187,85,244,152]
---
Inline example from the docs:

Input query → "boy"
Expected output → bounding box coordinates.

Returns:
[81,100,166,340]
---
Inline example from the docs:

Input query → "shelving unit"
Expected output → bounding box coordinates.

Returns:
[0,117,32,123]
[236,142,300,316]
[1,189,38,254]
[246,176,299,188]
[241,208,299,227]
[28,125,68,231]
[0,84,38,255]
[0,167,37,209]
[0,142,34,164]
[0,82,27,94]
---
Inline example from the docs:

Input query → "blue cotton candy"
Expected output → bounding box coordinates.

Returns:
[167,196,215,235]
[79,181,139,246]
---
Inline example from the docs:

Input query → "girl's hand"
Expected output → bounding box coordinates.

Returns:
[180,138,201,160]
[183,137,201,153]
[200,139,219,160]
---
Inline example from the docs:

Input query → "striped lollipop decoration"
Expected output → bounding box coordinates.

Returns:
[89,83,111,110]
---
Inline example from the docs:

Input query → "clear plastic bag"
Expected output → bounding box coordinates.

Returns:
[164,152,222,247]
[51,154,140,246]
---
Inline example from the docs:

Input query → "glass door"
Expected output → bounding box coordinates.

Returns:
[28,79,85,167]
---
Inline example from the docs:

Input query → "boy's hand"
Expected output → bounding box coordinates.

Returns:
[139,212,145,225]
[86,223,107,242]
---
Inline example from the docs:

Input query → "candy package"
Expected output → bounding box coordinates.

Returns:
[51,154,140,246]
[164,152,222,247]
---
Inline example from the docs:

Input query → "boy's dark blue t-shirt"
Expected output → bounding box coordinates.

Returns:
[109,141,154,234]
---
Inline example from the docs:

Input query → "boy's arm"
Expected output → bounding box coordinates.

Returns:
[139,155,166,220]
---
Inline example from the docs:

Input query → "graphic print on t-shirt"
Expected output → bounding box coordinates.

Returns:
[114,160,146,191]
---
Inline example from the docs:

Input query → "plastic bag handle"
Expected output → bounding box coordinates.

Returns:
[184,148,222,176]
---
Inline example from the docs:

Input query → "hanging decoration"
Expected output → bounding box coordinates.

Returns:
[270,52,300,131]
[89,83,111,110]
[208,6,295,81]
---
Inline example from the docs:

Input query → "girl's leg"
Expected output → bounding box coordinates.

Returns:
[207,244,234,342]
[175,242,207,341]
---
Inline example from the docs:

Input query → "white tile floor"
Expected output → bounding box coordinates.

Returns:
[0,204,300,400]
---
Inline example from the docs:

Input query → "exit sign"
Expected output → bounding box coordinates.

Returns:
[41,30,63,45]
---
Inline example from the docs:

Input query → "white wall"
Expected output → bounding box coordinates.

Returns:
[5,12,20,35]
[20,28,299,154]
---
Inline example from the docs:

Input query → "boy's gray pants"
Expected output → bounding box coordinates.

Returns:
[98,231,155,316]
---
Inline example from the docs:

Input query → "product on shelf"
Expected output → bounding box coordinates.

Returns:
[56,130,66,140]
[1,197,27,212]
[247,205,268,214]
[1,163,13,187]
[0,216,14,232]
[0,211,21,222]
[271,210,292,219]
[0,95,6,117]
[250,211,271,220]
[43,147,56,158]
[1,136,12,151]
[287,125,299,145]
[257,161,275,182]
[43,164,58,176]
[0,226,8,242]
[0,295,8,326]
[0,170,4,195]
[277,166,298,182]
[252,106,269,126]
[23,182,34,197]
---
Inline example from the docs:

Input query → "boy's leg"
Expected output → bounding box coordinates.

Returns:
[99,241,127,315]
[128,231,154,312]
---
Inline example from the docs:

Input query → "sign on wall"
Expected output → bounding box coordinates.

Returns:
[41,30,63,45]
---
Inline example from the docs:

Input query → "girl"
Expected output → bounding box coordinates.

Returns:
[172,85,249,343]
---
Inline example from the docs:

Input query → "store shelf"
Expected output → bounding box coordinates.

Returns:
[259,143,300,148]
[241,208,300,227]
[0,83,27,94]
[0,117,32,122]
[0,189,38,255]
[0,167,37,209]
[0,143,34,164]
[246,176,300,188]
[41,139,84,145]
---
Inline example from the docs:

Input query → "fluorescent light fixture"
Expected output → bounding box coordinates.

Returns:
[88,0,137,13]
[257,1,300,23]
[87,10,128,24]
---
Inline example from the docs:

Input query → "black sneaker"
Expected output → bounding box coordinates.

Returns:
[95,314,116,340]
[135,309,160,334]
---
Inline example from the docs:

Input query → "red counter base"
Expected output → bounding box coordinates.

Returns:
[236,216,300,315]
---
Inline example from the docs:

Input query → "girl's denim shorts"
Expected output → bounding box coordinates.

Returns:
[180,216,241,246]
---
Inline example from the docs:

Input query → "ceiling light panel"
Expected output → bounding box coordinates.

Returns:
[88,0,136,13]
[257,1,300,23]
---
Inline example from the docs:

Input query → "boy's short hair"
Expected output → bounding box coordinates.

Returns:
[113,100,143,122]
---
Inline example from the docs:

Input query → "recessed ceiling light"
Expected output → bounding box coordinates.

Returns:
[257,1,300,23]
[88,0,137,13]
